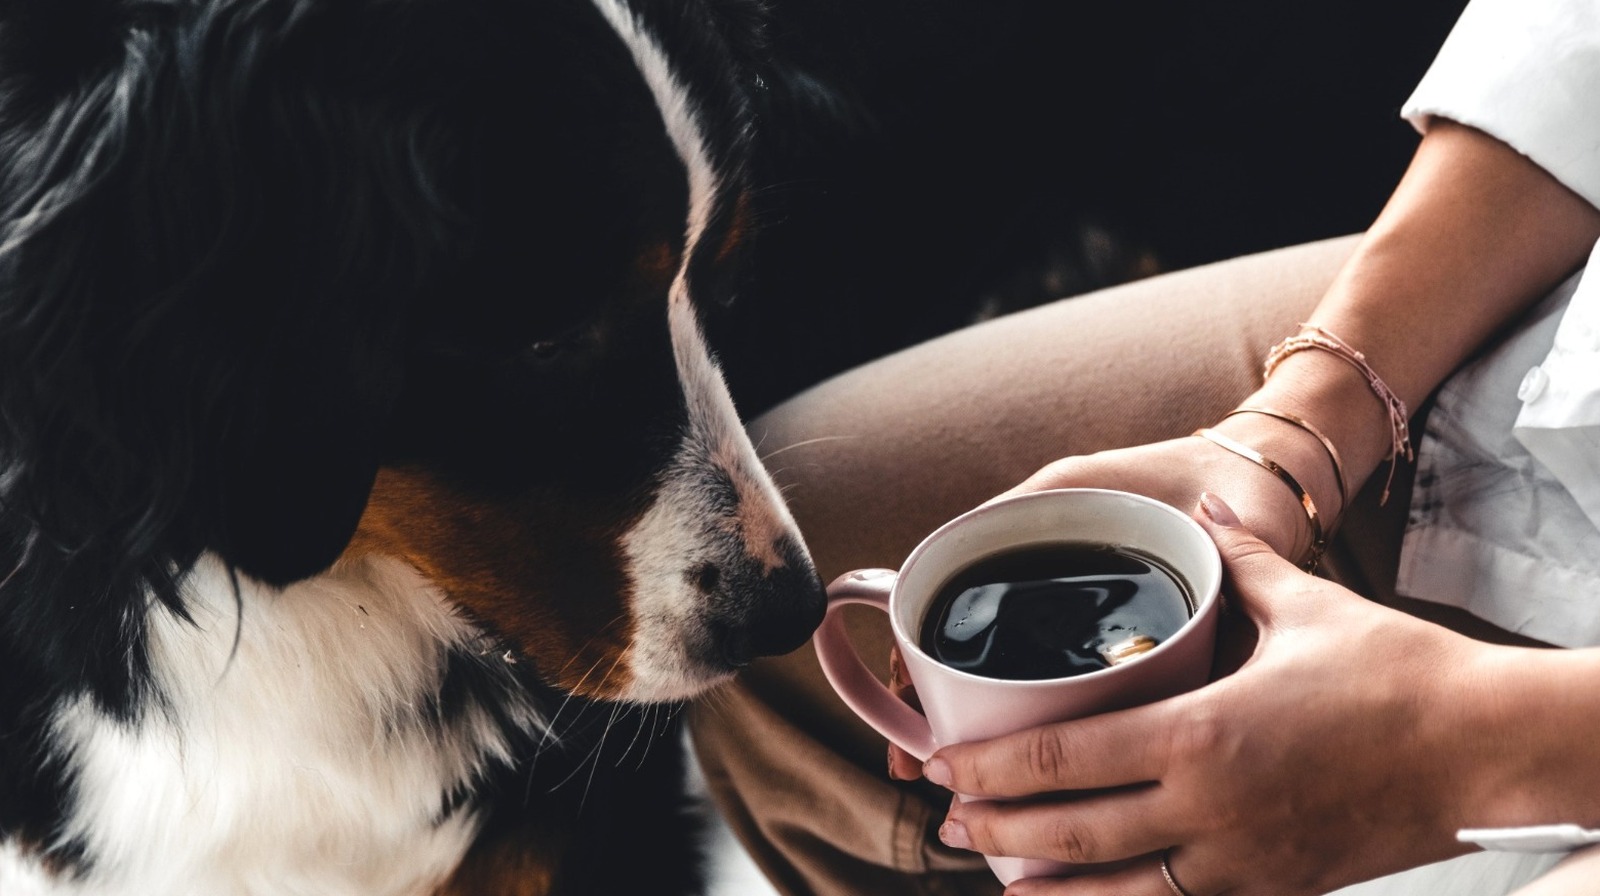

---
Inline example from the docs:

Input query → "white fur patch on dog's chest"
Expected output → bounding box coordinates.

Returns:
[36,555,539,896]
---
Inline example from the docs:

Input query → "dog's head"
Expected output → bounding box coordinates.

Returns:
[0,0,823,702]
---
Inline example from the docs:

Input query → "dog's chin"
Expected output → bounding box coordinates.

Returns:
[576,621,754,704]
[572,597,822,704]
[611,659,739,705]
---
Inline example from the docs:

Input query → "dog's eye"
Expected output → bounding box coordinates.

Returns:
[526,339,563,361]
[521,327,591,364]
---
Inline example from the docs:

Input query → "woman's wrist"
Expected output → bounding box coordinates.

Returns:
[1205,412,1337,564]
[1207,346,1388,539]
[1223,345,1405,512]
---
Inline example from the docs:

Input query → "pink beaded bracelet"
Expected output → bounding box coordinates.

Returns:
[1264,324,1413,505]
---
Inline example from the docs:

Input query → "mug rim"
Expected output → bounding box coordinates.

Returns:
[889,487,1223,688]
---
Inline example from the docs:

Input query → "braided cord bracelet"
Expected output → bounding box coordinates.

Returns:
[1264,324,1413,505]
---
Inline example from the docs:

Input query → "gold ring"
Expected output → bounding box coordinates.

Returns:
[1160,849,1192,896]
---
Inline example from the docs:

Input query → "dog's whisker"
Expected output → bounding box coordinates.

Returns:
[536,650,615,759]
[758,434,856,462]
[618,702,656,768]
[636,703,684,771]
[637,705,664,768]
[546,699,623,804]
[579,702,626,807]
[692,681,742,723]
[538,632,634,776]
[551,613,630,681]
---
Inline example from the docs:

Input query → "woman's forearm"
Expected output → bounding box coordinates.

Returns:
[1459,644,1600,830]
[1216,121,1600,520]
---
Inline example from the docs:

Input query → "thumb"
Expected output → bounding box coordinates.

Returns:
[1194,492,1309,628]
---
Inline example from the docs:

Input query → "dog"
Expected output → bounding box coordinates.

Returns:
[0,0,826,893]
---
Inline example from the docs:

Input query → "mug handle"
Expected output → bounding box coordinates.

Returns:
[812,569,938,761]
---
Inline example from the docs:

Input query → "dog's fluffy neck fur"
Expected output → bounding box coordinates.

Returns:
[17,555,541,896]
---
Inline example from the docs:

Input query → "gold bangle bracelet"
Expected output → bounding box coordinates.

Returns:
[1223,406,1349,517]
[1194,428,1326,571]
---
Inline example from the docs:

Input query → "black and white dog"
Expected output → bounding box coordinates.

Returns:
[0,1,824,893]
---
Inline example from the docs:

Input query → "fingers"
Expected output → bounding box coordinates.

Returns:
[940,786,1181,870]
[887,647,923,780]
[1003,852,1202,896]
[925,701,1174,798]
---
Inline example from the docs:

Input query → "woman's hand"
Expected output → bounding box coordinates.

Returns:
[887,431,1340,782]
[990,425,1337,564]
[915,495,1496,896]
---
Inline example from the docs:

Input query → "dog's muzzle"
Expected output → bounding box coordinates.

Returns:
[704,534,826,668]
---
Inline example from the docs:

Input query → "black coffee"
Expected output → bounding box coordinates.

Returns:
[919,543,1192,681]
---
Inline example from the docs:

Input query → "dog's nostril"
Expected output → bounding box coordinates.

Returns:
[709,618,755,668]
[689,562,722,594]
[720,630,755,669]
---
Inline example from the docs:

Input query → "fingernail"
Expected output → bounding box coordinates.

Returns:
[923,757,952,787]
[1199,492,1241,527]
[938,818,972,850]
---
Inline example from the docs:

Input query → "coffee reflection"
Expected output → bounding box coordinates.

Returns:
[919,543,1192,681]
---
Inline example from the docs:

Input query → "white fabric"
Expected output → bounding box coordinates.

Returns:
[1395,0,1600,649]
[1396,275,1600,648]
[1459,826,1600,853]
[1514,243,1600,533]
[1327,851,1563,896]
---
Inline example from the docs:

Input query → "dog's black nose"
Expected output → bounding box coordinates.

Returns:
[709,537,827,667]
[741,564,827,662]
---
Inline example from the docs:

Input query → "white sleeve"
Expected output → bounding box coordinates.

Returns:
[1402,0,1600,209]
[1512,242,1600,534]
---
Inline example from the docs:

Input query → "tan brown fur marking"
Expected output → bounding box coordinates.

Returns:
[343,467,640,698]
[638,241,680,285]
[432,816,566,896]
[715,189,752,263]
[712,434,788,573]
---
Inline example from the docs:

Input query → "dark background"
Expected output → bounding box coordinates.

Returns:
[710,0,1470,413]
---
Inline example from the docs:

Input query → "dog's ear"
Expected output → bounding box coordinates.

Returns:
[0,4,443,588]
[209,343,391,587]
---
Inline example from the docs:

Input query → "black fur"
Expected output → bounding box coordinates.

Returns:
[0,0,741,888]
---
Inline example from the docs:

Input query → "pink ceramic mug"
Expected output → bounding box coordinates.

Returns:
[813,488,1223,885]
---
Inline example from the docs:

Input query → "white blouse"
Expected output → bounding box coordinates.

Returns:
[1395,0,1600,650]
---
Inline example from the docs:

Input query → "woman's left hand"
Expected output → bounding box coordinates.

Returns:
[921,494,1495,896]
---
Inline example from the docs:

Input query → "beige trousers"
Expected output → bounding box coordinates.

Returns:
[688,236,1517,896]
